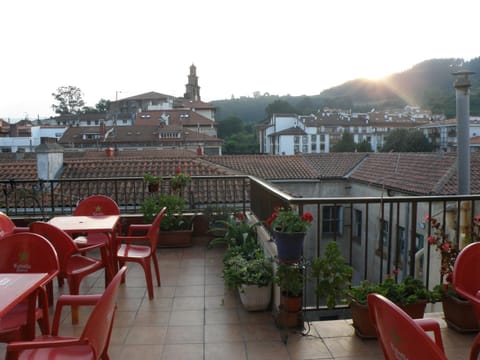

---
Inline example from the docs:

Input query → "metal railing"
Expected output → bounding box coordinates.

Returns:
[3,175,480,316]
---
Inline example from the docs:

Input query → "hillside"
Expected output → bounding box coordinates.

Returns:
[211,57,480,123]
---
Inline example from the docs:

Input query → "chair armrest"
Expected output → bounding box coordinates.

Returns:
[414,318,445,352]
[75,241,106,252]
[7,338,88,353]
[12,226,29,233]
[52,294,101,335]
[117,235,148,243]
[127,224,150,236]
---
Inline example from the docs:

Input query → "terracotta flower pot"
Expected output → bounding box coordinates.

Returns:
[442,293,480,332]
[350,300,427,339]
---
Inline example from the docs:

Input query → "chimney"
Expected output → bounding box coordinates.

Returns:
[35,141,64,180]
[453,70,474,195]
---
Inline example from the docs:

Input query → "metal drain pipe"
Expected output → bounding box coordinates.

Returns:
[453,70,474,195]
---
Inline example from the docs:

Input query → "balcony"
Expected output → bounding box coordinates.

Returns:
[0,236,475,359]
[1,176,480,357]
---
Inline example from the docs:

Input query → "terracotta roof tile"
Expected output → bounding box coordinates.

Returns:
[350,152,457,195]
[2,151,480,196]
[300,153,368,179]
[204,155,317,180]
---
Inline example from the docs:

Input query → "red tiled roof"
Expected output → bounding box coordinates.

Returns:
[2,150,480,196]
[350,152,457,195]
[204,155,318,180]
[0,159,37,180]
[300,153,368,179]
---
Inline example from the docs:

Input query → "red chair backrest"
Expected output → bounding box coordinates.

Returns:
[81,265,127,358]
[29,222,78,275]
[147,207,166,249]
[0,211,16,238]
[368,293,447,360]
[453,242,480,300]
[453,242,480,321]
[0,232,59,280]
[73,195,120,216]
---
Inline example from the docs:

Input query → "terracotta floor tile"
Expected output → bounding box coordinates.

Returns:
[205,342,247,360]
[0,238,473,360]
[164,325,204,344]
[124,325,168,345]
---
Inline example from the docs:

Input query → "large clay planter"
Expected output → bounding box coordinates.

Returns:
[350,300,427,339]
[239,284,272,311]
[273,231,305,262]
[158,229,193,247]
[442,293,480,332]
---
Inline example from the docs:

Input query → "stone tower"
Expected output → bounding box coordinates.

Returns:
[184,64,201,101]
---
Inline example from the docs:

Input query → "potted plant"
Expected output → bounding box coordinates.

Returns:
[141,193,193,247]
[265,206,314,262]
[143,172,161,193]
[274,263,304,328]
[223,249,273,311]
[310,241,353,310]
[426,215,480,332]
[204,205,233,238]
[215,218,273,311]
[170,168,191,194]
[348,274,438,338]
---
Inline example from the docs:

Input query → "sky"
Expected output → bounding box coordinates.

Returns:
[1,0,478,121]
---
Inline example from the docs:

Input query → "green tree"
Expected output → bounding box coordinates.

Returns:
[51,85,85,115]
[218,116,244,138]
[265,100,297,119]
[382,129,433,152]
[224,133,257,154]
[82,99,110,114]
[332,132,356,152]
[356,139,373,152]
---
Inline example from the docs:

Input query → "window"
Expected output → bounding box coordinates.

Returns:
[322,206,342,234]
[311,134,316,143]
[353,209,362,242]
[311,143,317,151]
[398,226,406,252]
[379,219,389,248]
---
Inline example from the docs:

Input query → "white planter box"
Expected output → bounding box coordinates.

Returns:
[239,284,272,311]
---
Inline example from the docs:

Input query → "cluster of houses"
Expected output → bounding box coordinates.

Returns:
[1,65,480,156]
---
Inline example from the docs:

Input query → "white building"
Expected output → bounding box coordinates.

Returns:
[0,126,66,153]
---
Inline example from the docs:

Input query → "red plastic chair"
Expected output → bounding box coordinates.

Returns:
[116,207,166,299]
[73,195,121,246]
[73,195,121,281]
[6,266,127,360]
[0,211,28,238]
[453,242,480,359]
[368,293,446,360]
[0,232,59,342]
[29,221,110,324]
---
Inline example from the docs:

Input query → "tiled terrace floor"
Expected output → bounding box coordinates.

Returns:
[0,236,477,359]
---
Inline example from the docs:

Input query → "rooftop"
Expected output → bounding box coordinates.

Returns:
[0,236,474,359]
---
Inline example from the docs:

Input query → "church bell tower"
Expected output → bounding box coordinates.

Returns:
[184,64,201,101]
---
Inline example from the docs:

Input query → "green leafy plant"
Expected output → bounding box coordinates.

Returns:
[143,172,161,185]
[348,275,438,306]
[223,249,273,289]
[208,213,258,252]
[170,169,191,193]
[310,241,353,309]
[141,194,189,231]
[265,206,313,233]
[274,264,304,297]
